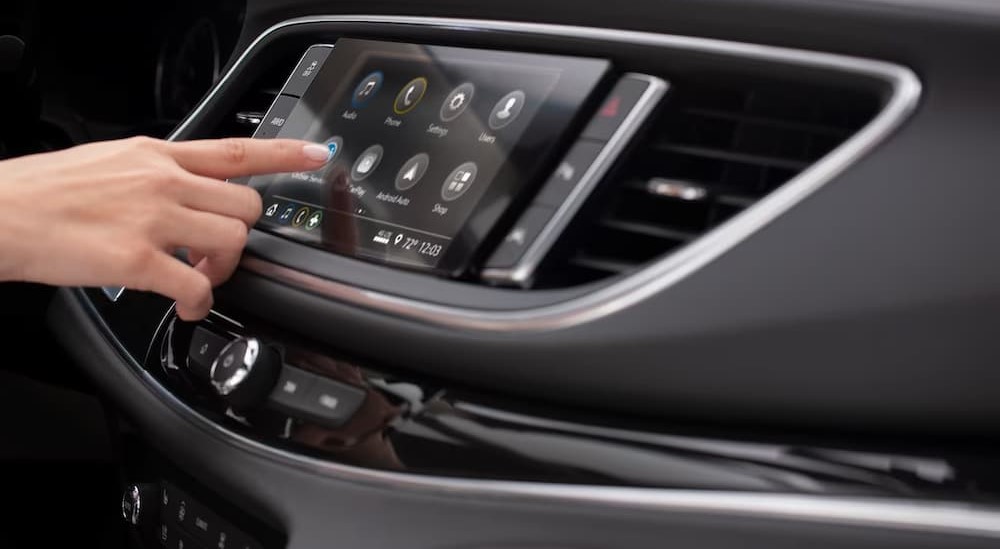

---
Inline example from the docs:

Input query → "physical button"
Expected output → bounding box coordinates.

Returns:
[267,366,318,412]
[484,205,555,269]
[164,485,193,531]
[533,141,605,207]
[253,95,298,139]
[185,499,222,547]
[187,327,232,379]
[582,76,651,141]
[281,46,332,97]
[299,378,367,428]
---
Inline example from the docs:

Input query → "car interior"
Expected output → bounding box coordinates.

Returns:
[3,0,1000,548]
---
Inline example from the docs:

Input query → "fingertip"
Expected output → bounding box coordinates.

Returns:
[302,142,334,163]
[175,291,213,321]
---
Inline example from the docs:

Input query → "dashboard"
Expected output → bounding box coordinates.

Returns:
[29,1,1000,549]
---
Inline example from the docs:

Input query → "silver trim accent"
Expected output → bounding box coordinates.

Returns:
[84,294,1000,540]
[102,285,125,302]
[121,484,141,525]
[177,15,921,332]
[210,337,259,396]
[481,74,668,285]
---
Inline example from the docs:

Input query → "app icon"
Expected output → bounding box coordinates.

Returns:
[324,136,344,161]
[489,90,526,130]
[352,71,383,109]
[351,144,384,181]
[305,210,323,231]
[440,82,475,122]
[279,206,295,224]
[441,161,478,201]
[292,207,310,227]
[265,203,279,217]
[395,153,430,191]
[394,77,428,115]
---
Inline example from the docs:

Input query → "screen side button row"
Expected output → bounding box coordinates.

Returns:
[582,75,656,141]
[483,205,557,270]
[252,95,299,140]
[533,140,606,208]
[482,74,668,286]
[280,45,333,98]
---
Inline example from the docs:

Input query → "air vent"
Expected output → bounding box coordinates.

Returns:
[535,76,881,287]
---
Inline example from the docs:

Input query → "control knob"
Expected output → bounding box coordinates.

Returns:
[121,483,159,527]
[210,337,282,410]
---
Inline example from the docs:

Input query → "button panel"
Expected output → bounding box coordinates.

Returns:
[481,73,668,286]
[533,141,605,207]
[252,95,299,139]
[279,45,332,98]
[582,76,653,141]
[267,366,367,428]
[187,327,232,379]
[299,377,367,427]
[268,366,318,411]
[160,482,265,549]
[483,205,556,269]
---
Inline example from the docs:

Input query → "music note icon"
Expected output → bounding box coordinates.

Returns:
[352,71,384,109]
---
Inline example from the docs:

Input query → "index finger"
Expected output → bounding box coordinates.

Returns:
[165,138,332,179]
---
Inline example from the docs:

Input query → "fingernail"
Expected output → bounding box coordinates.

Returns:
[303,143,332,162]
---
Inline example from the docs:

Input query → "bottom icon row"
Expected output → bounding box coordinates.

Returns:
[340,140,478,201]
[265,203,323,230]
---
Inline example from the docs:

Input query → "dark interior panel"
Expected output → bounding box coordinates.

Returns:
[14,0,1000,548]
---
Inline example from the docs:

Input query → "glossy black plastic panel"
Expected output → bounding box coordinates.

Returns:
[54,288,1000,549]
[121,297,1000,503]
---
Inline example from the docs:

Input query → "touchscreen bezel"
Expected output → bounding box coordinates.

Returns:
[252,38,611,277]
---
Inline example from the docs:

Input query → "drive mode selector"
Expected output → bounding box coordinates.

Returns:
[210,337,281,410]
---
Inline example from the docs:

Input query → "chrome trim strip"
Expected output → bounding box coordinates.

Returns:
[81,290,1000,541]
[175,16,920,333]
[481,74,668,286]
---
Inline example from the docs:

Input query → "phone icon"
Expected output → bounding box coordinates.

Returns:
[394,77,428,115]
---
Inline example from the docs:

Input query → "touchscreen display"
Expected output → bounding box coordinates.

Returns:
[248,38,609,274]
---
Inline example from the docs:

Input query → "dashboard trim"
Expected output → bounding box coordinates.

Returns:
[71,289,1000,541]
[178,16,921,333]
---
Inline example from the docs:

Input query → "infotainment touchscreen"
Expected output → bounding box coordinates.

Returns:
[247,38,610,275]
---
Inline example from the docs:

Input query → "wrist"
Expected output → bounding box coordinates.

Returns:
[0,185,33,282]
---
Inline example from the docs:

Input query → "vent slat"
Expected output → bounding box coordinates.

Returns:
[716,194,757,208]
[598,218,698,242]
[654,144,812,171]
[683,107,855,138]
[568,255,637,274]
[531,76,881,289]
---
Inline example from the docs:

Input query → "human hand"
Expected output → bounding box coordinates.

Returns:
[0,136,331,319]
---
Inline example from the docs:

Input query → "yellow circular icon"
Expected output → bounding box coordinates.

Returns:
[291,207,310,227]
[393,77,428,115]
